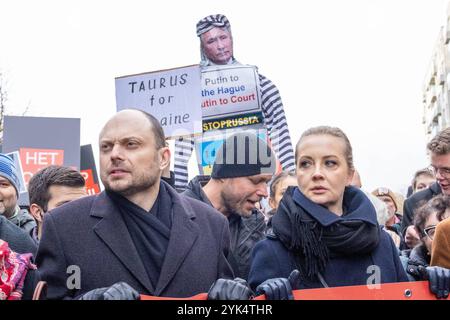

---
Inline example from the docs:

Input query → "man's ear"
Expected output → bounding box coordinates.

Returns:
[159,147,171,171]
[29,203,44,223]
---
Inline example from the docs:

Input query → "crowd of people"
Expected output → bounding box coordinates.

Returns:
[2,110,450,300]
[2,14,450,301]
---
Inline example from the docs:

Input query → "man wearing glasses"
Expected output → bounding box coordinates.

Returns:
[402,128,450,249]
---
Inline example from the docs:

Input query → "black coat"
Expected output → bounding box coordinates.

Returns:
[0,215,39,300]
[183,175,267,280]
[248,187,409,290]
[36,182,234,299]
[249,228,408,290]
[401,182,441,235]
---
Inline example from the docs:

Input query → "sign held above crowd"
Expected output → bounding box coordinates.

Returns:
[80,144,100,195]
[2,116,81,206]
[115,65,203,139]
[201,65,263,132]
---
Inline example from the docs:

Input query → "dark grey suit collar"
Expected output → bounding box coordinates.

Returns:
[90,182,199,296]
[90,191,154,293]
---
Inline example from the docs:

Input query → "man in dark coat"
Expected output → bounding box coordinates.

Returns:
[401,128,450,248]
[36,109,233,300]
[183,132,275,280]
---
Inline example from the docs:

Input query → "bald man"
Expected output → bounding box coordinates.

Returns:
[36,109,233,300]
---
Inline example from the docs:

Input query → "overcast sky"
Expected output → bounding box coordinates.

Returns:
[1,0,449,195]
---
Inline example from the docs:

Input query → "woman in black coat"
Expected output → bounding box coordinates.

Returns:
[247,126,450,299]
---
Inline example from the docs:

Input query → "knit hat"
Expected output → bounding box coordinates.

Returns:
[196,14,231,37]
[211,132,276,179]
[0,154,20,196]
[371,187,402,213]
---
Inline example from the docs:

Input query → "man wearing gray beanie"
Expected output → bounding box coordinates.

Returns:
[0,154,37,238]
[183,131,276,280]
[174,14,295,191]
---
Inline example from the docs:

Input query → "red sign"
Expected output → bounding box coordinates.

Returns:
[19,148,64,186]
[80,169,101,195]
[140,281,446,300]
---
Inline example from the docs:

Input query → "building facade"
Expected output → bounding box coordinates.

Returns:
[423,6,450,143]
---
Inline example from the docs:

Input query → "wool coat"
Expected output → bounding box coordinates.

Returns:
[36,182,234,299]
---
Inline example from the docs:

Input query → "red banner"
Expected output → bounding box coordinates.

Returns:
[140,281,446,300]
[141,293,208,300]
[19,148,64,186]
[80,169,101,195]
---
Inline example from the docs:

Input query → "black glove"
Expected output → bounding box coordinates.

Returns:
[255,269,300,300]
[79,282,140,300]
[207,278,254,300]
[426,266,450,299]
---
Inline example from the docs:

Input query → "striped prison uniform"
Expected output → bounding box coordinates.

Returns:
[174,73,296,191]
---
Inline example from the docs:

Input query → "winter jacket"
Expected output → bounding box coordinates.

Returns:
[248,187,409,290]
[7,207,37,238]
[37,181,234,299]
[183,175,267,280]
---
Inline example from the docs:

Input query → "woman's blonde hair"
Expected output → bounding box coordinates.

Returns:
[295,126,354,170]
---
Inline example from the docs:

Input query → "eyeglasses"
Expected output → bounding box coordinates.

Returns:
[423,225,437,240]
[428,165,450,178]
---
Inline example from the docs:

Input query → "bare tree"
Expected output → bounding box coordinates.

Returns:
[0,71,8,144]
[0,71,31,145]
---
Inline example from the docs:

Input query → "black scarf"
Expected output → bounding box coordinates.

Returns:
[106,182,173,289]
[272,186,380,281]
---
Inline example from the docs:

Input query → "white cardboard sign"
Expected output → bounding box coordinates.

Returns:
[115,65,203,139]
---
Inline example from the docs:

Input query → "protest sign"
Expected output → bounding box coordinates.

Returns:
[201,65,263,131]
[115,65,203,139]
[195,128,268,175]
[2,116,81,206]
[80,144,100,195]
[19,148,64,185]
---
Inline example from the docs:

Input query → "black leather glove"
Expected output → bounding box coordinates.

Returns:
[79,282,140,300]
[255,269,300,300]
[207,278,254,300]
[426,266,450,299]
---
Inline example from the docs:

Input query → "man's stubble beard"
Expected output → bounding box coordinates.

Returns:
[220,190,251,218]
[103,173,159,197]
